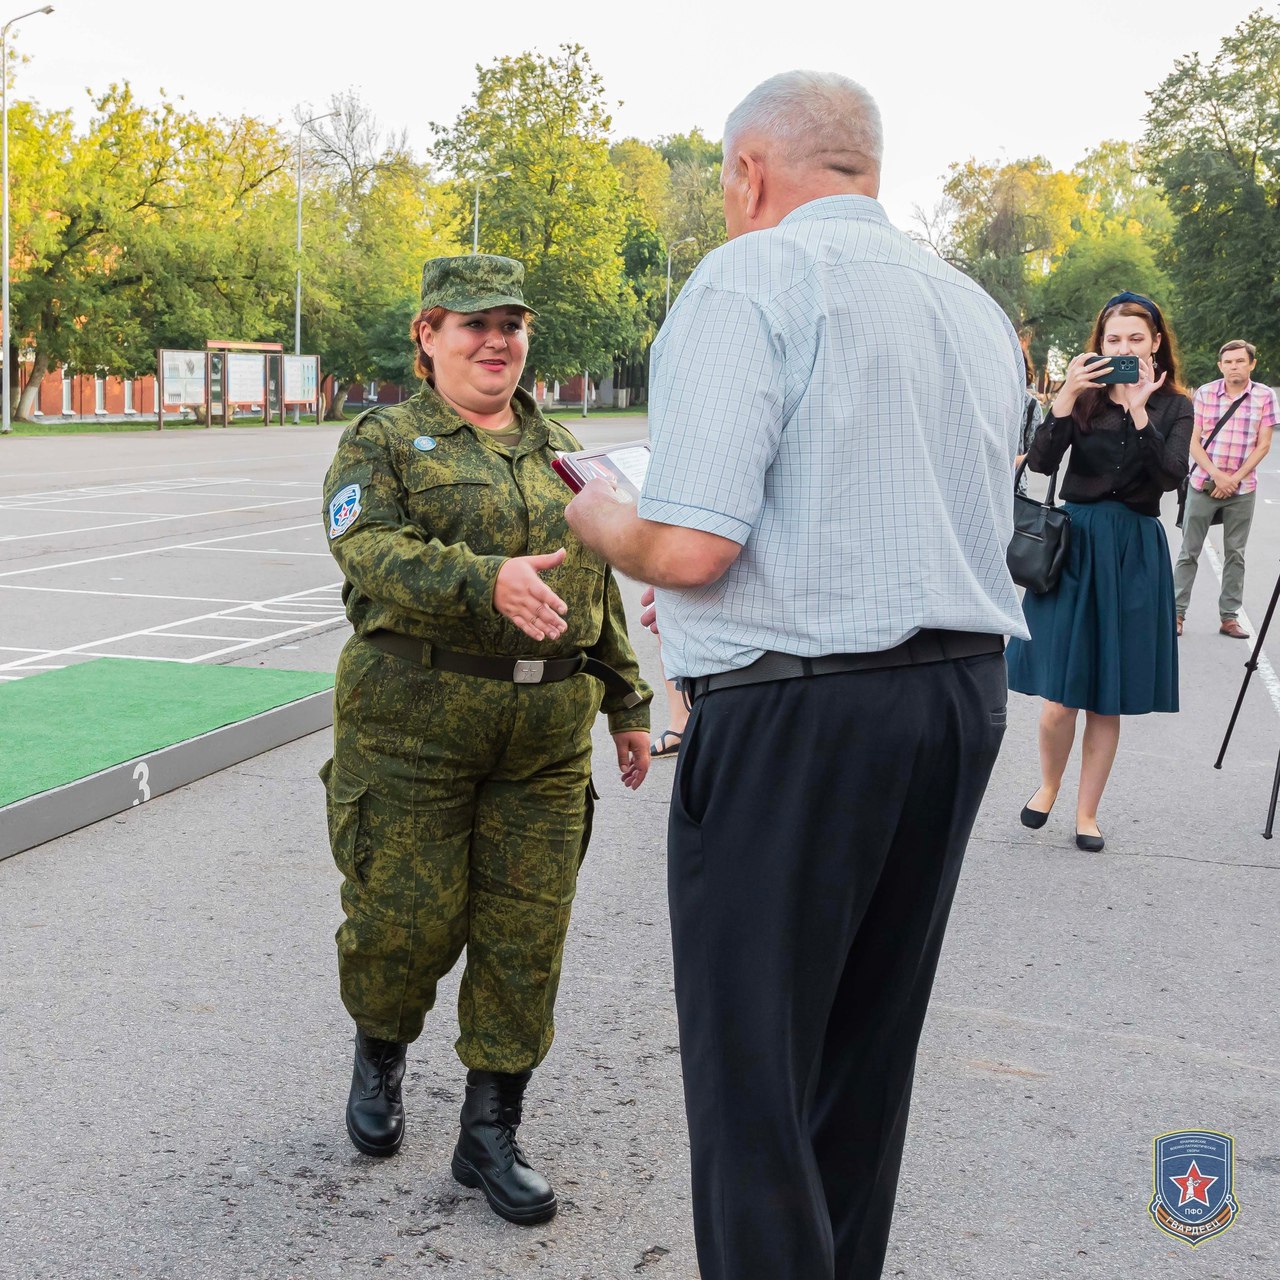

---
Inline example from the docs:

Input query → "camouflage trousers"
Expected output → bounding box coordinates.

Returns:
[321,634,599,1072]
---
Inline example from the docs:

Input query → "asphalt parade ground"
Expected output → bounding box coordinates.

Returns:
[1,420,1278,1279]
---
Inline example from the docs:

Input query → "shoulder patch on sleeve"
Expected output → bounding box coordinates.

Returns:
[328,484,362,539]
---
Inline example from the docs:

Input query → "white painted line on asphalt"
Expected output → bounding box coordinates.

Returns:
[0,449,333,483]
[0,496,319,544]
[0,523,318,579]
[186,546,332,556]
[0,582,344,670]
[131,476,320,483]
[0,584,255,604]
[0,477,257,503]
[0,644,53,653]
[156,632,261,642]
[258,600,342,611]
[1204,541,1280,718]
[179,621,345,662]
[0,507,202,517]
[69,652,197,663]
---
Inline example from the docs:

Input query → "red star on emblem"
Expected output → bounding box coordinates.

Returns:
[1170,1160,1217,1207]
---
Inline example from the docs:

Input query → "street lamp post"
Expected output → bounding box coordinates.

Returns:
[665,236,695,317]
[294,110,336,423]
[1,4,53,435]
[472,170,511,255]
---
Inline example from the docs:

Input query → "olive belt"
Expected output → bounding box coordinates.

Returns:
[365,629,644,709]
[684,629,1005,704]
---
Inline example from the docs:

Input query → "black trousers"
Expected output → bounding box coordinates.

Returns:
[668,653,1007,1280]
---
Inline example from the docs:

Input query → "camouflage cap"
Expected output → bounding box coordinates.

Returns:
[420,254,537,315]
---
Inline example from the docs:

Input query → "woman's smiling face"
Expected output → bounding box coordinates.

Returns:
[421,307,529,417]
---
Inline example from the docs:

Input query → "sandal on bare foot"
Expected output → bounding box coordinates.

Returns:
[650,729,683,758]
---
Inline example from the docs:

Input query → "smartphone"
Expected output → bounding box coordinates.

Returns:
[1086,354,1139,384]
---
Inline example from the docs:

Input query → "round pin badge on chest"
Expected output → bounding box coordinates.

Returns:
[413,436,436,452]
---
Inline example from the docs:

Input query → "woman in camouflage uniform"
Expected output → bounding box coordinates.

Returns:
[320,254,652,1225]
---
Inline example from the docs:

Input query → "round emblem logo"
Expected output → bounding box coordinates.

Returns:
[413,436,436,452]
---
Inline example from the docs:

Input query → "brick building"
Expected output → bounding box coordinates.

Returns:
[22,365,157,420]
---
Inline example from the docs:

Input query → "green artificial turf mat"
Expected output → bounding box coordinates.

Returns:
[0,659,333,807]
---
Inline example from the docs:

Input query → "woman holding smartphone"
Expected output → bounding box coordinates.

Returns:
[1007,292,1193,851]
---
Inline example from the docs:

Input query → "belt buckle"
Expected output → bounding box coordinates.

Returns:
[513,659,545,684]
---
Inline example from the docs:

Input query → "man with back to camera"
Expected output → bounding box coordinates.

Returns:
[565,70,1027,1280]
[1173,340,1276,639]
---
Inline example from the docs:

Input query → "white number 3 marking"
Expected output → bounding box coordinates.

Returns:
[132,761,152,806]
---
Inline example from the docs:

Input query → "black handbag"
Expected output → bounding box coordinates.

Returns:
[1008,459,1071,594]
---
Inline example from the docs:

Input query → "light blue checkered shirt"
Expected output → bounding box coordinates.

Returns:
[641,195,1030,680]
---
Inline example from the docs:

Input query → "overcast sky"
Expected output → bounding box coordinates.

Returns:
[9,0,1266,229]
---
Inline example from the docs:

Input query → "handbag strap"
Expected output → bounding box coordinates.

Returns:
[1200,391,1248,461]
[1014,455,1059,505]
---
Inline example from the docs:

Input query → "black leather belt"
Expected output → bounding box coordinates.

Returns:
[684,629,1004,704]
[365,629,644,709]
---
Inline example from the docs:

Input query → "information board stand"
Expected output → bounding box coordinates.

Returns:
[156,341,319,428]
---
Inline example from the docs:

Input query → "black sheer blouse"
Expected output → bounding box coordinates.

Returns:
[1025,392,1193,517]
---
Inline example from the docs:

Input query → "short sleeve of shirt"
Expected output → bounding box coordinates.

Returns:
[1192,385,1211,429]
[639,285,789,546]
[1263,387,1279,430]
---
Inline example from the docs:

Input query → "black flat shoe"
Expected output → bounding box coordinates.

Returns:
[1075,831,1105,852]
[1020,794,1053,829]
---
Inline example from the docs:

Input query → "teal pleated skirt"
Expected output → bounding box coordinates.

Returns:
[1007,501,1178,715]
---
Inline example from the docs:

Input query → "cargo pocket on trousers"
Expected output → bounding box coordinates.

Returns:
[321,759,370,884]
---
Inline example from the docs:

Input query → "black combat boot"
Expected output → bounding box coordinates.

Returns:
[345,1028,406,1157]
[450,1069,557,1224]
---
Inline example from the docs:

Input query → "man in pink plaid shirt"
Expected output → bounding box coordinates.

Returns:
[1174,340,1277,638]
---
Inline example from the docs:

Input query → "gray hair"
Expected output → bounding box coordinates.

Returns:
[722,71,883,180]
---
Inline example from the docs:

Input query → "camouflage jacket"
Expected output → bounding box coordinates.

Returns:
[322,385,651,734]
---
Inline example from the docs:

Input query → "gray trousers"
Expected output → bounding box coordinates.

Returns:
[1173,486,1257,620]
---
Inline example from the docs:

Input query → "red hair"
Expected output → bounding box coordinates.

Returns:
[409,306,449,382]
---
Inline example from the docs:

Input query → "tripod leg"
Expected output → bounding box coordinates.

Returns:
[1266,743,1280,839]
[1216,562,1280,768]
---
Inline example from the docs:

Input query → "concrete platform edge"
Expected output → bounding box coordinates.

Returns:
[0,689,334,861]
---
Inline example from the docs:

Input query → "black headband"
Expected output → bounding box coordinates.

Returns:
[1104,291,1160,323]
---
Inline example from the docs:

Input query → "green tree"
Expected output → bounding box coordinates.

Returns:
[8,83,293,420]
[1143,8,1280,383]
[932,156,1080,333]
[611,137,670,229]
[918,145,1175,385]
[1030,142,1173,378]
[299,94,462,418]
[432,45,642,385]
[1033,227,1171,375]
[609,138,669,396]
[610,138,669,302]
[658,130,725,305]
[1073,139,1173,241]
[658,128,722,171]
